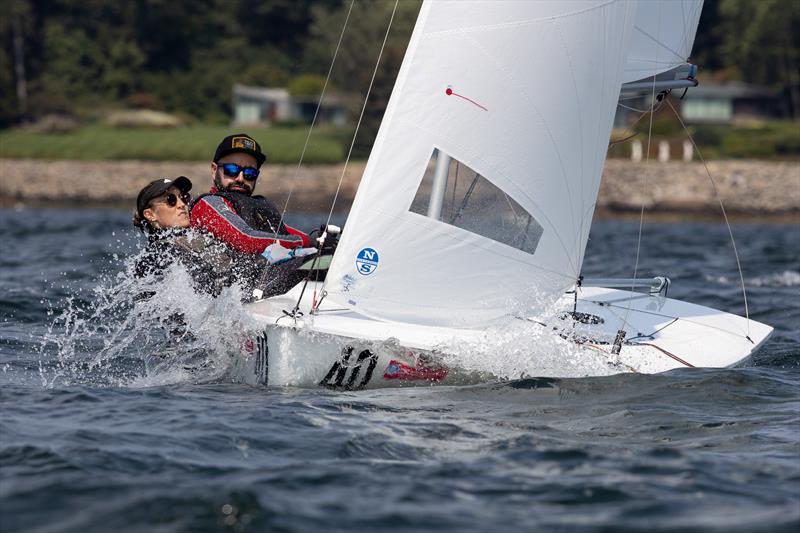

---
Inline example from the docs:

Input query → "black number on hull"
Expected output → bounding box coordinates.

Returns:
[320,347,378,390]
[255,332,269,386]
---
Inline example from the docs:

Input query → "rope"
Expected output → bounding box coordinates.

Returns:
[609,95,667,146]
[620,1,662,337]
[323,0,400,230]
[303,0,400,315]
[620,73,658,333]
[666,97,751,332]
[635,342,695,368]
[276,0,355,234]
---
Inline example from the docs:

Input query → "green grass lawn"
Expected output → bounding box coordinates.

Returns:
[0,124,350,163]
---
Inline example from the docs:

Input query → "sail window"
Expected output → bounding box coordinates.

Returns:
[409,149,543,255]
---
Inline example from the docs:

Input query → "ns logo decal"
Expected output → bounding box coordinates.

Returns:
[355,247,379,276]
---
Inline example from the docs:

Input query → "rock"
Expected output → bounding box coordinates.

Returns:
[106,110,183,129]
[0,158,797,220]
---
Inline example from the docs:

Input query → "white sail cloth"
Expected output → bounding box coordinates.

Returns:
[623,0,703,83]
[325,0,636,327]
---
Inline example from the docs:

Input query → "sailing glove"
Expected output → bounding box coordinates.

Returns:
[262,243,317,265]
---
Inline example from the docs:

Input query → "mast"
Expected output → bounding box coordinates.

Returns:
[427,151,450,220]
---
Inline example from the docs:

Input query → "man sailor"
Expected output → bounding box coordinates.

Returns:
[190,133,316,264]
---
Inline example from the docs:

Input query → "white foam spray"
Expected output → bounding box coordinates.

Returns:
[39,247,261,388]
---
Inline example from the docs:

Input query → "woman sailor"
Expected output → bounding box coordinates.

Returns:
[133,176,311,299]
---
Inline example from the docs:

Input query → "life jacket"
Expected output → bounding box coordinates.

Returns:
[194,191,285,234]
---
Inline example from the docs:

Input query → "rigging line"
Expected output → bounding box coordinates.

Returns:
[579,3,610,273]
[316,0,400,303]
[634,342,695,368]
[277,0,355,233]
[666,97,751,333]
[449,171,481,225]
[621,65,660,333]
[450,160,459,217]
[592,299,751,340]
[323,0,399,230]
[610,95,668,145]
[619,0,665,334]
[618,101,657,114]
[608,131,639,146]
[626,317,678,341]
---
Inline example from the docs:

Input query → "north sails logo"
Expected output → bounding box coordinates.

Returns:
[355,247,379,276]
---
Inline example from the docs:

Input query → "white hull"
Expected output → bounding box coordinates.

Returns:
[232,283,773,389]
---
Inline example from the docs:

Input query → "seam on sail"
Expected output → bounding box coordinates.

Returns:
[328,285,565,315]
[632,26,686,62]
[423,0,619,37]
[396,118,580,277]
[444,32,581,276]
[357,203,575,282]
[554,15,587,272]
[388,208,574,279]
[580,1,617,271]
[319,294,523,324]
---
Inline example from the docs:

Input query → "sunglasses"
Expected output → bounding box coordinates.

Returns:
[156,192,191,208]
[219,163,260,181]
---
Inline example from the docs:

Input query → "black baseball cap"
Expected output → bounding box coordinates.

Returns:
[136,176,192,219]
[213,133,267,167]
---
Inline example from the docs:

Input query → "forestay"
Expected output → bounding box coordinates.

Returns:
[623,0,703,83]
[325,0,636,327]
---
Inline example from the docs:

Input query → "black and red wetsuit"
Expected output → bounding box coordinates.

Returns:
[190,188,310,254]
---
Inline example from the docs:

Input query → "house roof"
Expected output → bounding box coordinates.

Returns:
[233,83,343,105]
[685,81,777,100]
[233,84,289,100]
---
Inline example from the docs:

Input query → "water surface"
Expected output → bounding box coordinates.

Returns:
[1,207,798,532]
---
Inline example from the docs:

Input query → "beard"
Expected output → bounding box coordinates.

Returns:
[215,171,253,195]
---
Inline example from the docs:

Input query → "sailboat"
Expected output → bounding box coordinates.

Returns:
[232,0,773,388]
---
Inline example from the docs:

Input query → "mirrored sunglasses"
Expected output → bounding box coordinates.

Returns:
[219,163,260,181]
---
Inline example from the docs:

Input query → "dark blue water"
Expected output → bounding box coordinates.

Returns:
[1,207,798,532]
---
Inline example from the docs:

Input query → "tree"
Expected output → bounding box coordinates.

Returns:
[304,0,421,155]
[716,0,800,118]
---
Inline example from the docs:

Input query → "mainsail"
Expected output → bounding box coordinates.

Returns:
[324,0,637,327]
[623,0,703,83]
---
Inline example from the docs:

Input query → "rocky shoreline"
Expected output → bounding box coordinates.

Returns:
[1,158,797,221]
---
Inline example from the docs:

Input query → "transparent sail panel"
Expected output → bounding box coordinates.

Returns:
[410,149,543,255]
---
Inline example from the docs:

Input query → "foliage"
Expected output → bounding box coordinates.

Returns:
[0,0,328,127]
[303,0,421,157]
[609,120,800,160]
[0,0,797,155]
[719,122,800,159]
[0,124,347,163]
[698,0,800,118]
[288,74,327,97]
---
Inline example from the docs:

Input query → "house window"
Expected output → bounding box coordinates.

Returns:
[410,148,543,255]
[682,99,732,122]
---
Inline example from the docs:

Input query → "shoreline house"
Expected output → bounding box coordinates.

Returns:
[679,82,784,124]
[232,84,347,127]
[613,81,784,128]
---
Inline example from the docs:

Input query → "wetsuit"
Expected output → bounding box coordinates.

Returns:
[134,229,267,298]
[190,188,310,254]
[135,229,312,301]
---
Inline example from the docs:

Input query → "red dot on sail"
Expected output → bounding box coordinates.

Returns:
[445,88,453,95]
